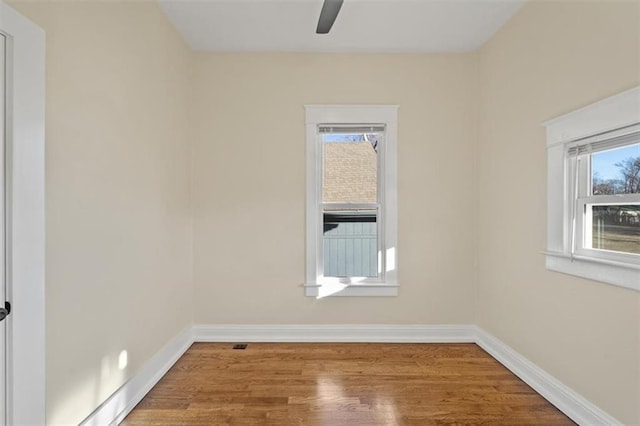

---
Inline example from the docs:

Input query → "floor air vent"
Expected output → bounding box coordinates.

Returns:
[233,344,248,350]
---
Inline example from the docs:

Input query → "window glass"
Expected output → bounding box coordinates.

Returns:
[592,142,640,195]
[587,142,640,256]
[322,133,379,203]
[589,204,640,255]
[323,208,377,277]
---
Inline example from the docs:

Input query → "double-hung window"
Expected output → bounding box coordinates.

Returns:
[305,106,398,297]
[544,87,640,291]
[570,133,640,261]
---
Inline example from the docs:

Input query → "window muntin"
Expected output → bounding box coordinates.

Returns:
[320,128,384,281]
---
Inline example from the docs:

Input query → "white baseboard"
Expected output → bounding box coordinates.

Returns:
[193,323,476,343]
[80,326,193,426]
[474,326,621,426]
[81,323,621,426]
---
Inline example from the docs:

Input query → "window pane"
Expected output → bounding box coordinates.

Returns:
[323,133,379,203]
[323,209,377,277]
[592,142,640,195]
[590,204,640,255]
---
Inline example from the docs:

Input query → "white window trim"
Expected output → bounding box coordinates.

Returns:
[0,2,46,424]
[305,105,398,297]
[543,87,640,292]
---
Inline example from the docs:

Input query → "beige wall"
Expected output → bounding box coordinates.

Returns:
[8,2,193,425]
[191,53,478,324]
[477,1,640,423]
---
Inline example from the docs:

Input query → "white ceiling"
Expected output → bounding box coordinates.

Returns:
[158,0,525,53]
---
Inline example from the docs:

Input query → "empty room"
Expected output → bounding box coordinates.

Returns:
[1,0,639,424]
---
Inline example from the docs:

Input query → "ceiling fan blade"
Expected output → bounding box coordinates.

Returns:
[316,0,343,34]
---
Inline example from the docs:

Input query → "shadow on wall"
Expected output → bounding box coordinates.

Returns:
[51,348,129,425]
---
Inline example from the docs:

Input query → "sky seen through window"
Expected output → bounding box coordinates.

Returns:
[592,143,640,181]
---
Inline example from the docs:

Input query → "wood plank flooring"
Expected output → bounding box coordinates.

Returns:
[122,343,574,425]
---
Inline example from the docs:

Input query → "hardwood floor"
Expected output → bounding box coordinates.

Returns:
[122,343,574,425]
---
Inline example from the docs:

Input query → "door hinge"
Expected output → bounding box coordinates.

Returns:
[0,301,11,322]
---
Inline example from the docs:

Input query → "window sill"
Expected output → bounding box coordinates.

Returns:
[544,252,639,292]
[304,283,399,298]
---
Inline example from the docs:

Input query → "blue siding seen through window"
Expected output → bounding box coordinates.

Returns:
[323,215,377,277]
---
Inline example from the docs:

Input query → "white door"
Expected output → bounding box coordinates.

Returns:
[0,31,6,426]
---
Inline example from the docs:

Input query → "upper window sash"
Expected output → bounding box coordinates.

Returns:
[320,126,385,205]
